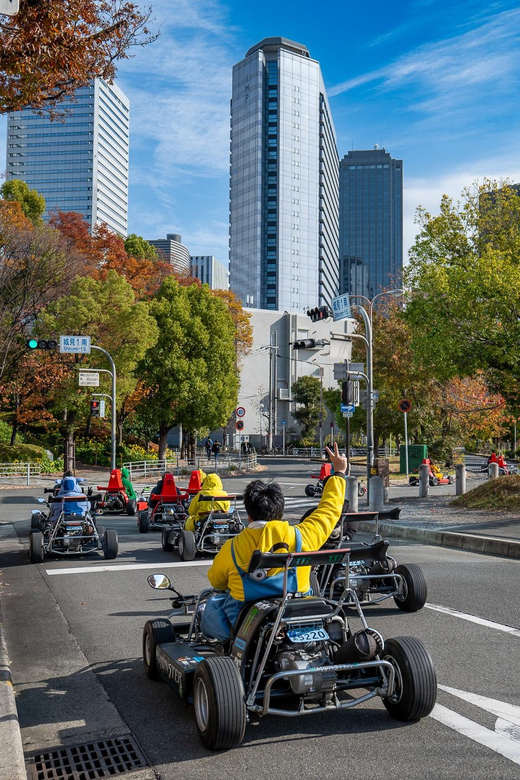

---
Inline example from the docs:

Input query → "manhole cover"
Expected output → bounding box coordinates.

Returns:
[26,735,148,780]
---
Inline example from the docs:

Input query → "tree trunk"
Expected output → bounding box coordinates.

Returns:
[158,426,169,462]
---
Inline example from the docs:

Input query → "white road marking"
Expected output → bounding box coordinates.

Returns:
[425,602,520,637]
[430,704,520,765]
[438,685,520,727]
[46,560,212,576]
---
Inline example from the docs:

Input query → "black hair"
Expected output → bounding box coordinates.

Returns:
[63,469,73,477]
[243,479,285,523]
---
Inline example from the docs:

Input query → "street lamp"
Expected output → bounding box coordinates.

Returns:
[311,360,324,458]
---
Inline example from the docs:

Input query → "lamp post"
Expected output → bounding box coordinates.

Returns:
[312,360,324,458]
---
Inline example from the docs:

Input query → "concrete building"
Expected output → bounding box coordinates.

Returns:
[190,255,229,289]
[339,147,403,299]
[147,233,190,275]
[6,79,129,236]
[229,37,339,314]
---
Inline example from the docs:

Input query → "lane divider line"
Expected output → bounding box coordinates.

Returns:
[45,560,212,576]
[426,602,520,637]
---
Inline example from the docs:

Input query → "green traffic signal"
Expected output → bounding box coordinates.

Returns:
[26,338,58,350]
[27,338,38,349]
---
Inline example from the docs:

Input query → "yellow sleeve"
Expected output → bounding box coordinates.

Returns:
[207,539,233,590]
[188,493,200,517]
[298,475,346,552]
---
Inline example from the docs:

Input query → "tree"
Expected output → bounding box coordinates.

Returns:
[124,233,157,261]
[1,180,45,224]
[137,278,239,459]
[0,0,156,115]
[212,289,253,361]
[291,375,322,442]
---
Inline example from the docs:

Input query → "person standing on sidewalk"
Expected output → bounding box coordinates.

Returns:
[211,440,220,469]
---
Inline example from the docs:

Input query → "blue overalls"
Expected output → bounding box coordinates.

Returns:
[201,527,303,641]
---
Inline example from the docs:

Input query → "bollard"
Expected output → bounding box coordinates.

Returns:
[488,462,499,480]
[345,476,359,513]
[455,463,466,495]
[419,463,429,498]
[368,476,385,512]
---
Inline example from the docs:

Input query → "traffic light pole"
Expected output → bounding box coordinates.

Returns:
[91,345,116,470]
[350,304,373,504]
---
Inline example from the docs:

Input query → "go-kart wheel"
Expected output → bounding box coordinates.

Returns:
[96,524,106,541]
[162,526,175,552]
[393,563,427,612]
[304,484,316,497]
[29,530,44,564]
[30,514,42,531]
[103,529,118,560]
[448,476,454,485]
[382,636,437,721]
[143,619,175,680]
[429,476,438,486]
[126,499,137,516]
[193,657,246,750]
[138,510,150,533]
[178,530,196,561]
[358,483,366,497]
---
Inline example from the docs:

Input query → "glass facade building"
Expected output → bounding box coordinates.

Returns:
[339,148,403,298]
[6,79,129,236]
[190,255,229,289]
[147,233,190,275]
[229,37,339,312]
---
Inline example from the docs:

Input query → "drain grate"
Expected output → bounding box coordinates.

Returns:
[26,735,148,780]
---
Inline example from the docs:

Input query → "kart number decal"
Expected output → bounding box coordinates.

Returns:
[287,627,329,643]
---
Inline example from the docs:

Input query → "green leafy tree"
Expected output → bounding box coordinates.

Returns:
[124,233,158,261]
[137,278,239,459]
[291,375,321,443]
[1,180,45,223]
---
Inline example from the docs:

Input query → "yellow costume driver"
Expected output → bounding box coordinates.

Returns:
[201,443,347,640]
[184,472,230,532]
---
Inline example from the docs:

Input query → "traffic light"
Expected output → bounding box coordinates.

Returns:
[90,400,100,417]
[292,339,317,350]
[342,379,354,405]
[307,306,330,322]
[26,338,58,350]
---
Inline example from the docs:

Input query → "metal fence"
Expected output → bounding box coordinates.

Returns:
[123,452,257,481]
[0,462,42,485]
[289,446,397,459]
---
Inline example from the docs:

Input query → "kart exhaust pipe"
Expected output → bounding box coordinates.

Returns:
[334,629,384,664]
[367,557,395,576]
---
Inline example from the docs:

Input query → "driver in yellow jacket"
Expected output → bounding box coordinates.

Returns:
[201,443,347,640]
[184,472,230,532]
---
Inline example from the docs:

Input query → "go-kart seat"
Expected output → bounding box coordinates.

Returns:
[160,473,181,501]
[97,468,125,493]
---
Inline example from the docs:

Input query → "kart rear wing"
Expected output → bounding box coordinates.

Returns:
[247,540,388,574]
[199,494,243,502]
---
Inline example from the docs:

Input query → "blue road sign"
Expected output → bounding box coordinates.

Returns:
[341,403,355,413]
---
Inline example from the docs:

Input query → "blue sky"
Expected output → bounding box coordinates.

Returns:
[2,0,520,264]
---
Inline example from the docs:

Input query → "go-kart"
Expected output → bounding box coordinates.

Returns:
[478,460,519,476]
[30,491,118,564]
[310,510,427,611]
[143,543,437,750]
[138,473,189,534]
[96,468,137,515]
[305,465,366,498]
[173,494,244,561]
[409,462,453,486]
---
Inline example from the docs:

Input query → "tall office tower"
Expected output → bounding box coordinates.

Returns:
[6,79,129,236]
[147,233,190,275]
[190,255,229,289]
[229,37,339,312]
[339,148,403,299]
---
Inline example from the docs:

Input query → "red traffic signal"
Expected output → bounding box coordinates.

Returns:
[307,306,330,322]
[90,400,100,417]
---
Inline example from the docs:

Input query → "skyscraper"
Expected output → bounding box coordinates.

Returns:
[229,37,339,312]
[147,233,190,275]
[6,79,129,236]
[339,148,403,299]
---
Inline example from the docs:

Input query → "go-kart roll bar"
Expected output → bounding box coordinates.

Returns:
[199,494,243,502]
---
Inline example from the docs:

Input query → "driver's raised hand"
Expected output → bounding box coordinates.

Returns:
[324,443,347,475]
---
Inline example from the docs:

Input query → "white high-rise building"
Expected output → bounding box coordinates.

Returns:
[6,79,129,236]
[229,37,339,312]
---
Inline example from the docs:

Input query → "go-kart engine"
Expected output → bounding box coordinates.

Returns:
[274,649,336,694]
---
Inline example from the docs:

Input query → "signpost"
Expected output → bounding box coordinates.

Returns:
[60,336,91,354]
[236,406,246,418]
[79,372,99,387]
[341,403,355,416]
[399,399,413,479]
[331,293,352,322]
[281,419,286,456]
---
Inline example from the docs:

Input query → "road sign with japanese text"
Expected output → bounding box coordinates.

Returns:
[79,372,99,387]
[331,294,352,322]
[60,336,91,354]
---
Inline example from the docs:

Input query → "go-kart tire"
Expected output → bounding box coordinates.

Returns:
[162,526,175,552]
[358,483,366,497]
[143,619,176,680]
[30,514,42,531]
[304,484,316,497]
[429,477,438,486]
[393,563,427,612]
[103,529,118,560]
[138,510,150,533]
[96,525,106,541]
[178,530,196,561]
[448,476,454,485]
[382,636,437,721]
[193,656,246,750]
[29,530,44,563]
[126,499,137,516]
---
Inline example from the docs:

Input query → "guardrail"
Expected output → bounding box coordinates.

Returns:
[123,452,257,480]
[0,462,41,485]
[288,446,397,458]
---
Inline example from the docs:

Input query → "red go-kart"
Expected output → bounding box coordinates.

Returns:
[138,473,189,540]
[96,469,137,515]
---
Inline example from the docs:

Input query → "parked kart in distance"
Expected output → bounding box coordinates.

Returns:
[137,473,189,534]
[305,463,366,498]
[409,460,453,487]
[95,468,137,515]
[30,488,118,564]
[310,510,427,612]
[143,543,437,751]
[173,494,245,561]
[478,461,519,476]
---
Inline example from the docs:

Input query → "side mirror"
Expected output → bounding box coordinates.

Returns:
[37,498,46,504]
[147,573,172,590]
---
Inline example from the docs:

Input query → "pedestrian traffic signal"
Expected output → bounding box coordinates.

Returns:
[90,400,100,417]
[26,338,58,350]
[307,306,330,322]
[342,379,354,405]
[292,339,317,350]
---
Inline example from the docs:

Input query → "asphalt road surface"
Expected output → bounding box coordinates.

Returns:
[1,459,519,779]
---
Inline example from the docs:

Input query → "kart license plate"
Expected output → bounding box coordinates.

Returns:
[287,627,329,643]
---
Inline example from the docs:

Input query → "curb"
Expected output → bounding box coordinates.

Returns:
[357,520,520,559]
[0,602,26,780]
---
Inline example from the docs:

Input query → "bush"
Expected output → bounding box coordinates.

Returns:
[0,442,48,462]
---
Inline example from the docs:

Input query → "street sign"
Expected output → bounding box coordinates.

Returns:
[349,362,365,373]
[236,406,246,418]
[373,390,380,402]
[333,362,348,380]
[60,335,91,354]
[399,398,412,413]
[0,0,19,16]
[331,293,352,322]
[281,420,286,426]
[79,372,99,387]
[342,411,354,418]
[341,403,355,414]
[99,399,106,418]
[236,420,245,431]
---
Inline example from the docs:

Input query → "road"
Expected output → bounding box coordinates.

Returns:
[1,458,519,779]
